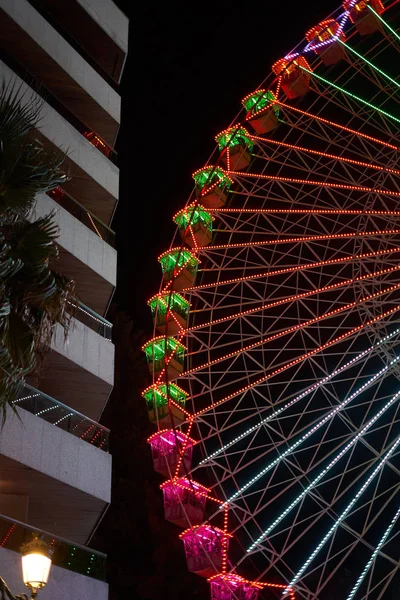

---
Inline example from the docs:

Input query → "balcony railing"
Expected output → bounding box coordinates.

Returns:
[14,383,110,452]
[0,512,106,580]
[47,187,116,247]
[0,48,118,165]
[27,0,121,90]
[67,300,113,341]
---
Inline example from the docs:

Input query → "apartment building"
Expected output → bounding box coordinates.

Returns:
[0,1,128,598]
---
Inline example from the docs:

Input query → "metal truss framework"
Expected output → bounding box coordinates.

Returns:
[151,2,400,599]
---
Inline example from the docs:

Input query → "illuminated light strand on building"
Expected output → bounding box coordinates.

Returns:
[12,393,40,405]
[80,423,95,440]
[224,358,400,509]
[35,405,57,417]
[98,437,108,451]
[368,5,400,42]
[87,213,103,240]
[227,169,400,200]
[286,433,400,592]
[186,264,400,334]
[345,503,400,600]
[185,247,400,292]
[199,327,400,466]
[202,228,400,253]
[274,99,399,150]
[90,428,103,446]
[53,413,74,426]
[247,376,400,551]
[338,38,400,90]
[193,304,400,418]
[182,281,400,377]
[241,135,400,176]
[300,65,400,124]
[0,525,16,547]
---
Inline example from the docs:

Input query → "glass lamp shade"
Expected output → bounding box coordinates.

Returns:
[21,537,52,593]
[22,553,51,590]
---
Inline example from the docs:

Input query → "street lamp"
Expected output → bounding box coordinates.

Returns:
[0,536,52,600]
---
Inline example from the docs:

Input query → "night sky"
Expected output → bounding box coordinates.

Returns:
[114,0,339,329]
[101,2,344,597]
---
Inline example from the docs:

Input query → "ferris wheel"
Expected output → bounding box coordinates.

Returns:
[142,1,400,598]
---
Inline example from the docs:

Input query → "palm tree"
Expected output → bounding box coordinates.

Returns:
[0,82,75,422]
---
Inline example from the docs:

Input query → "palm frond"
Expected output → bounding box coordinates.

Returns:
[0,79,76,422]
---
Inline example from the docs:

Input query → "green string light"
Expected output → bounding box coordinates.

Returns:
[301,66,400,124]
[339,39,400,90]
[149,292,190,319]
[368,5,400,43]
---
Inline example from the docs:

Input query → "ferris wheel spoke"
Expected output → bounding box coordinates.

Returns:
[191,304,400,427]
[186,264,400,335]
[228,121,400,170]
[220,362,400,511]
[184,283,400,380]
[302,476,400,598]
[275,98,399,152]
[346,503,400,600]
[213,212,399,239]
[187,246,400,292]
[195,343,381,467]
[225,171,400,205]
[340,35,400,95]
[248,129,399,181]
[145,5,400,597]
[369,5,400,43]
[284,431,400,592]
[303,65,400,132]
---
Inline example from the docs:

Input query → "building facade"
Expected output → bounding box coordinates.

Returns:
[0,1,128,597]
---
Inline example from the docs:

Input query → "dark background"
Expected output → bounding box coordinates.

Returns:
[114,0,338,324]
[93,2,340,599]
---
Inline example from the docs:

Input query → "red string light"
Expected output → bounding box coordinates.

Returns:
[202,228,400,252]
[160,478,224,504]
[274,99,399,150]
[185,263,400,333]
[227,169,400,200]
[222,507,229,574]
[184,246,400,292]
[209,207,400,215]
[174,417,195,478]
[245,134,400,175]
[0,524,15,547]
[183,281,400,378]
[194,303,400,417]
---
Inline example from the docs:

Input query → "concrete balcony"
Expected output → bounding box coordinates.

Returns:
[78,0,128,57]
[0,407,111,544]
[37,319,114,421]
[0,542,108,600]
[0,60,119,225]
[32,193,116,316]
[29,0,128,85]
[0,0,121,145]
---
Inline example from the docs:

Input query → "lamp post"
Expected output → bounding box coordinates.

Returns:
[0,536,52,600]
